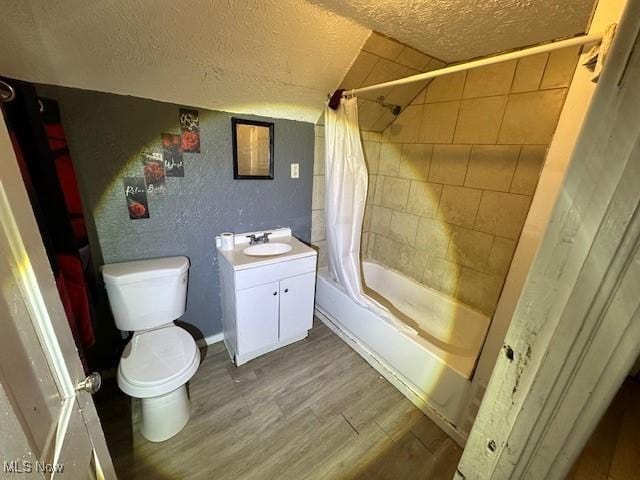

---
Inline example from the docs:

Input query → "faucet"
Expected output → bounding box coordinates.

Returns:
[246,232,271,245]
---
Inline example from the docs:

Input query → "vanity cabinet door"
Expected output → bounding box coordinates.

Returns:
[279,272,315,340]
[236,281,280,354]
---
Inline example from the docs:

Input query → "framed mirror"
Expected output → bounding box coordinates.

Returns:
[232,118,274,179]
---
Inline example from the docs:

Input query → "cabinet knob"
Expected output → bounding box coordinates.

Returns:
[273,291,277,296]
[284,288,289,293]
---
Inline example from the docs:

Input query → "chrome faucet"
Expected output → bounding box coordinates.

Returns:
[246,232,271,245]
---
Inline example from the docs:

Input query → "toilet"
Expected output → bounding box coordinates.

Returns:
[102,256,200,442]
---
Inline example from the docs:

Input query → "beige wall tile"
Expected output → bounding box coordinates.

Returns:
[313,240,328,268]
[363,140,381,175]
[339,51,379,89]
[475,191,531,239]
[429,145,471,186]
[370,109,398,132]
[385,80,430,106]
[366,174,376,205]
[373,175,385,205]
[415,217,450,257]
[411,88,426,105]
[419,101,460,143]
[422,255,460,297]
[389,211,419,246]
[361,232,369,255]
[446,226,494,271]
[372,235,400,267]
[311,209,326,243]
[464,145,520,191]
[365,233,376,258]
[397,46,432,70]
[312,175,325,210]
[314,137,325,175]
[407,181,442,218]
[498,89,566,144]
[370,205,392,236]
[314,125,325,138]
[425,72,466,103]
[463,60,517,98]
[540,46,581,89]
[363,205,372,232]
[396,245,428,282]
[379,143,402,175]
[454,96,508,144]
[487,236,516,275]
[360,58,417,101]
[381,177,411,210]
[361,130,382,142]
[357,98,385,131]
[363,32,405,61]
[382,105,423,143]
[456,268,503,315]
[398,143,432,180]
[511,53,548,93]
[437,185,482,228]
[511,145,547,194]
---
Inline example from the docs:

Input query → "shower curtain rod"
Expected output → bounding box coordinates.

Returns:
[343,32,604,97]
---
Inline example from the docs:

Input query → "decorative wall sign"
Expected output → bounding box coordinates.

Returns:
[142,151,166,194]
[123,177,149,220]
[161,133,184,177]
[179,108,200,153]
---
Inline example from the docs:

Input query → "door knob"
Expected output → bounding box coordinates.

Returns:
[76,372,102,394]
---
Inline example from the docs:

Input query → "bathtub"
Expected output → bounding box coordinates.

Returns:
[315,260,490,431]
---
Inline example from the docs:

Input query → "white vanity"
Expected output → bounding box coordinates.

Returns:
[216,228,317,365]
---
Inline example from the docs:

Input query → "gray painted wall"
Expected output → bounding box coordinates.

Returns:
[37,85,314,338]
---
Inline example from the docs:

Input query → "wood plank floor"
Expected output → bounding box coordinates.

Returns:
[567,378,640,480]
[95,320,462,479]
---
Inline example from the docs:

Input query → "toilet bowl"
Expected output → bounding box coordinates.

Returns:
[102,256,200,442]
[118,325,200,442]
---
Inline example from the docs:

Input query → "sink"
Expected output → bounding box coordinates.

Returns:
[243,242,293,257]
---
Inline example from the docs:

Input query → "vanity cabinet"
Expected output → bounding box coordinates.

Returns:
[216,229,317,366]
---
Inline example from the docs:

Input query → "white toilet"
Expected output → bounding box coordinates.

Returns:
[102,256,200,442]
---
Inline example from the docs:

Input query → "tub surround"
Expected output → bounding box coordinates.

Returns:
[36,85,314,339]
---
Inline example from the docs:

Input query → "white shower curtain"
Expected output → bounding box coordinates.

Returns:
[324,97,416,335]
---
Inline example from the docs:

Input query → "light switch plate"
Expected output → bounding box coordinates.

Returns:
[290,163,299,179]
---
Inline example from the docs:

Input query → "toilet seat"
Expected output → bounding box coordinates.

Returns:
[117,325,200,398]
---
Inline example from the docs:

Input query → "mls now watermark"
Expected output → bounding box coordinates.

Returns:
[4,460,64,474]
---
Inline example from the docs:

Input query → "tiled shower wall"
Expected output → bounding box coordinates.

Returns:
[311,46,580,316]
[363,46,581,315]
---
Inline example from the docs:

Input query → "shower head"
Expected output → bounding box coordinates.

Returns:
[376,96,402,116]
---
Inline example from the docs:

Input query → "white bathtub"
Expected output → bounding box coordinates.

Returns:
[315,260,490,429]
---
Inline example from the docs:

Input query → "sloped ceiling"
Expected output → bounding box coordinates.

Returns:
[308,0,596,62]
[0,0,369,123]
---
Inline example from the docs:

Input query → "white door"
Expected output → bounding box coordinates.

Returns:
[236,281,280,354]
[279,272,315,340]
[0,114,115,478]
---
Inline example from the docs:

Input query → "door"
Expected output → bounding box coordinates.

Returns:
[279,272,315,340]
[236,281,280,354]
[0,113,115,477]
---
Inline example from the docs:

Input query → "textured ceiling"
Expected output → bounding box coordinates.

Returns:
[0,0,369,123]
[307,0,596,62]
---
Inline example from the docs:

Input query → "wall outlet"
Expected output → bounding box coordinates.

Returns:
[290,163,299,179]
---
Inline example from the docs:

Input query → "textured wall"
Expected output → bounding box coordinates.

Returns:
[361,46,581,315]
[2,0,369,124]
[37,85,314,338]
[309,0,595,62]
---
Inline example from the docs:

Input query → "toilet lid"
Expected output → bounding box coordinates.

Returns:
[119,326,198,386]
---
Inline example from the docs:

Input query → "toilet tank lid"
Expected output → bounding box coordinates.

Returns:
[102,256,189,285]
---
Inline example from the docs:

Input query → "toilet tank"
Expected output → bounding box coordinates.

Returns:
[102,256,189,331]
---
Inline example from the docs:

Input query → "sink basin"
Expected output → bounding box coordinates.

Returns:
[243,242,292,257]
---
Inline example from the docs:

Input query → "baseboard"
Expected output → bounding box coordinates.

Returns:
[196,332,224,348]
[315,307,467,448]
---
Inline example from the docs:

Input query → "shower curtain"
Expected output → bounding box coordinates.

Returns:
[324,97,416,334]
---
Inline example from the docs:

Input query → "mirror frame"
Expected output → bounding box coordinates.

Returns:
[231,118,275,180]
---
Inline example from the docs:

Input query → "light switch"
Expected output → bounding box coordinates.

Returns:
[290,163,299,179]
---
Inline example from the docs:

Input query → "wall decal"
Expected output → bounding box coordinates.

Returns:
[161,133,184,177]
[123,177,149,220]
[179,108,201,153]
[142,151,166,194]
